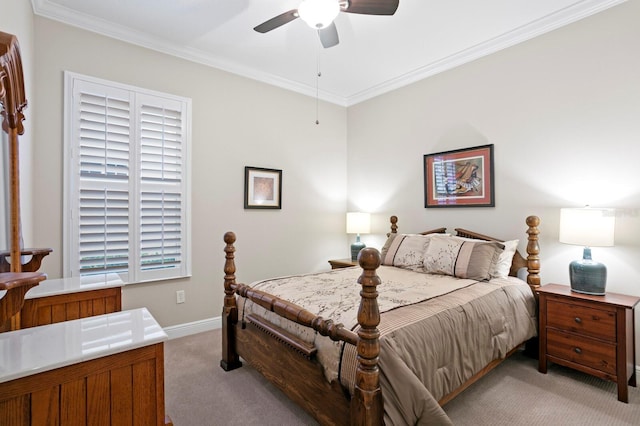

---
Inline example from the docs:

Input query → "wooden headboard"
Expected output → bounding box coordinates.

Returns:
[388,215,447,236]
[388,215,541,291]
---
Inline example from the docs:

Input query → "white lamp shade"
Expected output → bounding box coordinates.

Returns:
[298,0,340,29]
[346,212,371,234]
[559,207,615,247]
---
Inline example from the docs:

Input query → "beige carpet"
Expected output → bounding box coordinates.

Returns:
[164,329,640,425]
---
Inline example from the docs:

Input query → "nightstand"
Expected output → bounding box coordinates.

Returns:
[328,258,358,269]
[537,283,640,402]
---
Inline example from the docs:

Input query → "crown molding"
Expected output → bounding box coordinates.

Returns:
[345,0,627,106]
[32,0,625,108]
[30,0,349,106]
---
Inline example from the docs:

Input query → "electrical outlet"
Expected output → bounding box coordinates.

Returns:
[176,290,185,304]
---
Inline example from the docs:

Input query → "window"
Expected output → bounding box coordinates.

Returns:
[64,72,191,283]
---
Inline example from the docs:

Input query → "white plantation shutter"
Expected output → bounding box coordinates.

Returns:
[138,99,184,275]
[65,73,191,283]
[79,188,129,274]
[75,86,131,276]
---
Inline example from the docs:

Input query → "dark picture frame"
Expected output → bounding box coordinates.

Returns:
[244,166,282,209]
[424,144,494,208]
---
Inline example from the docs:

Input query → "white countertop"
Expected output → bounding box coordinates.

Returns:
[24,273,125,299]
[0,307,167,383]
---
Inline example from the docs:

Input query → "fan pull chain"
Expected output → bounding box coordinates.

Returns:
[315,49,321,125]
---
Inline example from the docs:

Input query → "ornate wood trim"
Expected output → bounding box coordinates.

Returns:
[0,31,27,273]
[0,248,53,273]
[0,272,47,332]
[0,32,27,134]
[388,215,447,236]
[221,232,241,371]
[525,215,541,291]
[246,314,317,358]
[351,248,383,425]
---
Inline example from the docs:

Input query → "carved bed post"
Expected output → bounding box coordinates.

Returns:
[525,216,541,292]
[388,215,398,236]
[351,247,383,426]
[220,231,242,371]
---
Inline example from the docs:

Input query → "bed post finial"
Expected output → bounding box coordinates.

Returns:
[389,215,398,236]
[525,216,541,291]
[221,231,242,371]
[352,247,383,425]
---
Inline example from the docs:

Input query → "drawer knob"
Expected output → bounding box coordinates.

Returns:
[574,347,582,354]
[574,317,582,324]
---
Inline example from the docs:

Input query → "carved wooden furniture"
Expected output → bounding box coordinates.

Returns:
[0,31,51,274]
[0,31,26,272]
[1,31,53,331]
[0,248,52,273]
[0,272,47,332]
[538,283,639,402]
[221,215,541,425]
[0,308,172,425]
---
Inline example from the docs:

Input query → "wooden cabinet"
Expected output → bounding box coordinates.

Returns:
[20,287,122,328]
[0,308,171,425]
[0,344,169,425]
[328,258,358,269]
[538,283,640,402]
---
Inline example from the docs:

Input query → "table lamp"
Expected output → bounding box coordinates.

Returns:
[346,212,370,261]
[559,207,615,295]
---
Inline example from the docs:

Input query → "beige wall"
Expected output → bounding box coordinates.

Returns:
[347,2,640,350]
[27,17,348,327]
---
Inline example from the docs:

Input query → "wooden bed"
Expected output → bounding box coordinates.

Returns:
[221,215,541,425]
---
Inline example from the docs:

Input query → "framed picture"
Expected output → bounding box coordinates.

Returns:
[423,144,494,208]
[244,166,282,209]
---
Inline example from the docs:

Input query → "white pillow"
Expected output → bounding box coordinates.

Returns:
[490,239,519,278]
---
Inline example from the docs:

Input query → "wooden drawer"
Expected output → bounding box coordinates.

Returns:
[547,299,616,342]
[546,328,616,375]
[538,284,640,403]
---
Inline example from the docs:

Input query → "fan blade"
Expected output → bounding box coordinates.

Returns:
[318,23,339,48]
[344,0,399,15]
[254,9,299,33]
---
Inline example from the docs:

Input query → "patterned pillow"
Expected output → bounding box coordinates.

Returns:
[423,235,504,281]
[381,233,446,267]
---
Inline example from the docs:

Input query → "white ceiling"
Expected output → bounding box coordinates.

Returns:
[31,0,624,106]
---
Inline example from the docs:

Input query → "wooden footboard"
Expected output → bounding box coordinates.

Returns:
[222,231,383,425]
[221,215,541,425]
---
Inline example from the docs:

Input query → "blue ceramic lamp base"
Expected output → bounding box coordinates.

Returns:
[569,247,607,295]
[350,234,366,261]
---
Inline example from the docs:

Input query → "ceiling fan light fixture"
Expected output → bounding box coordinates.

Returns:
[298,0,340,29]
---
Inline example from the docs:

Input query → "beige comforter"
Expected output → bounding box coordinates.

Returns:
[240,265,537,425]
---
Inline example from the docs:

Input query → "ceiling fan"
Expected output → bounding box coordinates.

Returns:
[253,0,399,48]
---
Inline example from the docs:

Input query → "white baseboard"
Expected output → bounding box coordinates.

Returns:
[163,316,221,340]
